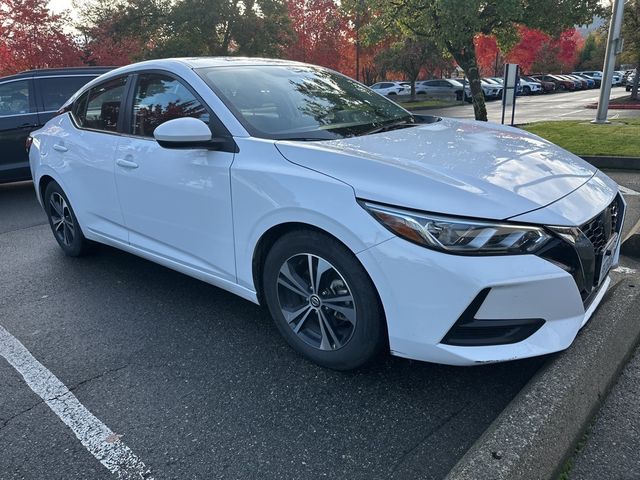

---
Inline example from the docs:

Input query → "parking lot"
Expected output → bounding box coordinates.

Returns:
[417,87,637,123]
[2,166,640,479]
[0,181,547,480]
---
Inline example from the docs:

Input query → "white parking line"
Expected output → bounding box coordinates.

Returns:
[0,325,154,480]
[620,185,640,196]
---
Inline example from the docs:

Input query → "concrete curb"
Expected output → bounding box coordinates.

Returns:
[580,156,640,171]
[445,255,640,480]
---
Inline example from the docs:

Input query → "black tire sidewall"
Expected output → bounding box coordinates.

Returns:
[44,181,87,257]
[262,230,386,370]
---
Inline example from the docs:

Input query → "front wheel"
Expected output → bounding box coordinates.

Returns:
[262,230,386,370]
[44,181,91,256]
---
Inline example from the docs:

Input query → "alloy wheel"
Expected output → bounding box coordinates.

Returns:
[49,192,75,247]
[276,254,356,351]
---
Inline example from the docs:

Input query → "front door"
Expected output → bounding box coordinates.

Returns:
[114,72,236,282]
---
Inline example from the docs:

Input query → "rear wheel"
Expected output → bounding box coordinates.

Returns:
[262,230,386,370]
[44,181,90,257]
[523,86,531,95]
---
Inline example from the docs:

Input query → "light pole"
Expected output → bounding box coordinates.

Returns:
[593,0,625,124]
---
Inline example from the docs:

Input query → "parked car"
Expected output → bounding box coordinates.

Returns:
[567,74,592,89]
[573,71,621,86]
[416,79,470,101]
[523,75,555,93]
[488,77,524,95]
[480,79,503,99]
[574,73,601,88]
[0,67,111,183]
[517,76,543,94]
[556,74,583,90]
[370,82,405,96]
[534,74,575,91]
[29,57,625,370]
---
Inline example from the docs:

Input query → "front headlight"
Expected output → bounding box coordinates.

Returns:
[361,201,552,255]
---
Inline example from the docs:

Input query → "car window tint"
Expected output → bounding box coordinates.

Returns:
[0,80,32,116]
[37,76,97,112]
[132,74,209,138]
[77,77,127,132]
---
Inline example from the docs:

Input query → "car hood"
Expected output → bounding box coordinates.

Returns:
[275,118,597,220]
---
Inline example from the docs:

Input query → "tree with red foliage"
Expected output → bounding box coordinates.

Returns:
[0,0,82,75]
[284,0,351,73]
[475,26,584,76]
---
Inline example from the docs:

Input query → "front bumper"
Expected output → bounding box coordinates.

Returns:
[357,192,624,366]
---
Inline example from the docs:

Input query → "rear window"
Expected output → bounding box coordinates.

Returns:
[37,75,97,112]
[0,80,33,116]
[73,77,127,132]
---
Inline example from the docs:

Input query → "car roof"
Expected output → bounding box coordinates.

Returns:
[0,66,114,82]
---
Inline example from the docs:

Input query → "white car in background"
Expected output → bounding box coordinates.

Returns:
[518,76,543,94]
[29,58,625,370]
[370,81,406,96]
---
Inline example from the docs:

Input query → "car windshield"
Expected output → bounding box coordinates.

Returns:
[196,65,413,140]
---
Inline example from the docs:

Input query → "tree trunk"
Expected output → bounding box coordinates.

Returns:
[451,48,487,121]
[632,65,639,101]
[410,79,417,101]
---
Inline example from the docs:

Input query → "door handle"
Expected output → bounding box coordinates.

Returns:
[53,144,68,152]
[116,158,139,169]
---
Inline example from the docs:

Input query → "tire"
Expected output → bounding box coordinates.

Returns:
[387,92,396,96]
[44,181,90,257]
[262,230,386,370]
[523,86,531,95]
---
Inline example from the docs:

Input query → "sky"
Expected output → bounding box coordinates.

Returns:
[48,0,76,14]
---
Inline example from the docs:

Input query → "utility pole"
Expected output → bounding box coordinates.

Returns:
[593,0,625,124]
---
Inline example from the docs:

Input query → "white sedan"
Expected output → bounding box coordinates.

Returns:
[29,58,625,370]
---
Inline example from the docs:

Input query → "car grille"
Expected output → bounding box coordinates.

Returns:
[540,194,624,308]
[580,197,620,255]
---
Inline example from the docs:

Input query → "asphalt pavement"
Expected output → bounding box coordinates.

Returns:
[417,87,638,124]
[0,181,543,480]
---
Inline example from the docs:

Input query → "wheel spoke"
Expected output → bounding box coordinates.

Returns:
[293,308,313,334]
[314,257,332,294]
[282,304,311,324]
[49,197,63,217]
[307,254,316,293]
[62,223,69,245]
[318,309,341,350]
[53,217,64,232]
[322,295,353,304]
[323,302,356,325]
[278,262,310,298]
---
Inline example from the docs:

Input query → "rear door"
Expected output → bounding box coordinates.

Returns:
[50,76,130,242]
[0,78,38,182]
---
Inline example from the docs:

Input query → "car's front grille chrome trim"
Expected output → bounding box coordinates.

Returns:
[544,194,625,306]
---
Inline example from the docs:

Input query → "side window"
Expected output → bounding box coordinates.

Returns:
[131,74,209,138]
[75,77,127,132]
[37,76,97,112]
[0,80,33,116]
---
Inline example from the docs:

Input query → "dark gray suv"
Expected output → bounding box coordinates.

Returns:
[0,67,112,183]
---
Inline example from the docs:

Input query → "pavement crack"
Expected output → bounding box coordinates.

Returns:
[0,400,45,431]
[0,364,129,432]
[67,364,130,393]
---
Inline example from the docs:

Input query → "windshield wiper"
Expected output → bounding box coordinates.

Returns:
[361,118,417,136]
[276,137,329,142]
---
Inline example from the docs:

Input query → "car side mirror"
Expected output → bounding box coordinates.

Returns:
[153,117,215,149]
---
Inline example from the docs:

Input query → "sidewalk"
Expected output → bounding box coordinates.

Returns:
[567,342,640,479]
